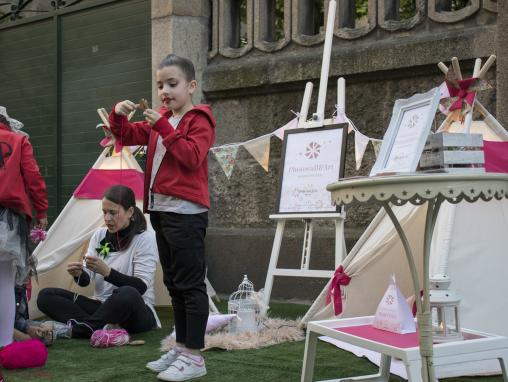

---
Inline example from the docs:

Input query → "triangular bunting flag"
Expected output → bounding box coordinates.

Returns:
[273,117,299,140]
[334,111,353,133]
[371,139,382,158]
[212,145,240,179]
[243,135,271,172]
[354,131,370,171]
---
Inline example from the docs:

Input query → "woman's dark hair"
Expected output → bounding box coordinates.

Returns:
[158,54,195,82]
[0,115,10,128]
[103,185,146,249]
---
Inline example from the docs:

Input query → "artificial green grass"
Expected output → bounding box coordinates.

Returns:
[2,302,503,382]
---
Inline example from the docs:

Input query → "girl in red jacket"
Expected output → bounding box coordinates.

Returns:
[0,107,48,348]
[109,54,215,382]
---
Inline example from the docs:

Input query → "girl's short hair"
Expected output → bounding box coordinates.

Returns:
[103,185,146,249]
[158,54,195,82]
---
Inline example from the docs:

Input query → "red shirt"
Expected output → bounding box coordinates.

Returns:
[0,123,48,220]
[109,105,216,212]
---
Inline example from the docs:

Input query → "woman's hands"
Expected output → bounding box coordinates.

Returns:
[67,261,83,278]
[115,100,162,126]
[68,257,111,278]
[84,256,111,277]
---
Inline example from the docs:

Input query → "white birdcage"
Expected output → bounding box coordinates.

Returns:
[228,275,262,334]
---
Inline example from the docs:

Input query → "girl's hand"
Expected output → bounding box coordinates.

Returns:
[85,256,111,277]
[115,100,137,117]
[67,262,83,278]
[143,109,162,126]
[35,217,48,230]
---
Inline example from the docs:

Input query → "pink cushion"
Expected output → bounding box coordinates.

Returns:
[0,339,48,369]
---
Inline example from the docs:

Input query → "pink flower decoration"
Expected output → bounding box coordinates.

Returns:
[30,228,47,244]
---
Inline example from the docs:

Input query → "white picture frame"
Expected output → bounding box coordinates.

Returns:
[276,124,348,214]
[370,88,441,176]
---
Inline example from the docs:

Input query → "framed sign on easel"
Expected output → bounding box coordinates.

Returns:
[261,0,350,312]
[277,124,348,214]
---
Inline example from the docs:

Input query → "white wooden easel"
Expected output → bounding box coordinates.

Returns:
[262,0,348,313]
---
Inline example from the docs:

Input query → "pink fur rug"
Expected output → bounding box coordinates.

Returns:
[161,318,304,351]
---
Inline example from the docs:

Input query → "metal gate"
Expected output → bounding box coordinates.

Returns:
[0,0,151,220]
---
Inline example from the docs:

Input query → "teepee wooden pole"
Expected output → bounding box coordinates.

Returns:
[464,58,482,134]
[451,57,462,80]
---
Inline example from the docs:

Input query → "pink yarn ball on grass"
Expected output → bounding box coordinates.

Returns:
[0,339,48,369]
[90,329,130,348]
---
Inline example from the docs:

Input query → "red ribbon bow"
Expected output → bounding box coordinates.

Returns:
[326,265,351,316]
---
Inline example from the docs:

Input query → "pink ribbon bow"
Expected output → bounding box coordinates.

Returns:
[98,124,122,153]
[326,265,351,316]
[445,77,477,112]
[440,65,491,115]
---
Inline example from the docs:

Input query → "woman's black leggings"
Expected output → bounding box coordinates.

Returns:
[37,286,156,338]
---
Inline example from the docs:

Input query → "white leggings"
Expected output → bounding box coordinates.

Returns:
[0,260,15,347]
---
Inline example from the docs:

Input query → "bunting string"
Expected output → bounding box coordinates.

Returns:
[209,104,391,178]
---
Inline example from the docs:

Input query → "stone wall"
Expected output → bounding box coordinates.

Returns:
[202,1,499,299]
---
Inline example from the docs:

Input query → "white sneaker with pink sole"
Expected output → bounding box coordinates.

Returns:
[157,352,206,381]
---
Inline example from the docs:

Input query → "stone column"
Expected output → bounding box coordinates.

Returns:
[151,0,211,106]
[497,1,508,126]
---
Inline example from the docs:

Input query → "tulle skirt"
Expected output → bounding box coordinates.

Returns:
[0,208,35,284]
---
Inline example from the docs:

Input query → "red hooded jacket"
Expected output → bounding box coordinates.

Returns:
[0,123,48,220]
[109,105,216,212]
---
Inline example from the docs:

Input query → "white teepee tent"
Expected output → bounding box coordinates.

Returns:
[29,147,218,318]
[301,117,508,378]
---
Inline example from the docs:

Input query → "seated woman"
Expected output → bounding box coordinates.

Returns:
[37,185,161,338]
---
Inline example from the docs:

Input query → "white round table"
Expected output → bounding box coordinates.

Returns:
[327,173,508,382]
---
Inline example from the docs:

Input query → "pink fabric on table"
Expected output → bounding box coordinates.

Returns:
[336,325,419,348]
[484,141,508,174]
[73,169,144,200]
[0,339,48,369]
[335,325,484,349]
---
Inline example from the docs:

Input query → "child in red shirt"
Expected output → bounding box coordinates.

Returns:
[0,107,48,348]
[109,54,215,381]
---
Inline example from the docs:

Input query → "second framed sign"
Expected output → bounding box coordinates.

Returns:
[276,123,348,214]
